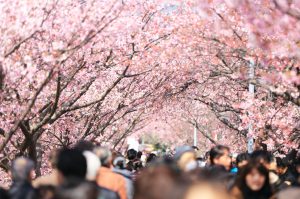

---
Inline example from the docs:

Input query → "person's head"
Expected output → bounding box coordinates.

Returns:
[83,151,101,181]
[192,146,199,152]
[127,149,137,161]
[276,157,288,175]
[113,156,126,170]
[178,152,197,171]
[134,164,186,199]
[93,147,112,168]
[56,148,87,182]
[133,159,144,171]
[174,146,197,171]
[194,166,235,189]
[250,150,276,171]
[184,182,231,199]
[209,145,231,170]
[236,160,272,196]
[74,140,94,152]
[260,143,268,151]
[236,153,250,169]
[11,157,35,182]
[137,151,143,159]
[126,161,134,171]
[146,153,157,164]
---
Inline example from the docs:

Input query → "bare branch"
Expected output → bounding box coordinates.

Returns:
[273,0,300,20]
[188,120,218,145]
[4,31,41,58]
[113,112,143,148]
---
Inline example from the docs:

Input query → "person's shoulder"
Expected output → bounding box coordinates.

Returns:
[102,168,127,183]
[113,169,132,180]
[98,186,120,199]
[108,169,124,177]
[32,172,58,187]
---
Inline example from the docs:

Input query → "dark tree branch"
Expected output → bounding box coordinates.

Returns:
[0,69,54,152]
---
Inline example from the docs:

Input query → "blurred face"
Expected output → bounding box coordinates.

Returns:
[214,150,231,170]
[245,168,266,191]
[277,167,287,175]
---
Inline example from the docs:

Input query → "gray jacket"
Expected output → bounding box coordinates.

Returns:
[113,168,134,199]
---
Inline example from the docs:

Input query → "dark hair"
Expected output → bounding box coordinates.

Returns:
[197,157,204,161]
[235,161,272,199]
[73,140,94,152]
[137,151,143,159]
[236,153,250,166]
[260,143,268,151]
[276,157,288,169]
[133,160,143,171]
[250,150,273,164]
[113,156,126,170]
[146,153,157,164]
[127,159,143,172]
[209,145,230,165]
[127,149,137,161]
[57,148,87,179]
[126,161,134,171]
[192,146,199,151]
[190,166,234,189]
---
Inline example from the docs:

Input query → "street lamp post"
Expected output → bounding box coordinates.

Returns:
[194,123,197,147]
[248,59,255,153]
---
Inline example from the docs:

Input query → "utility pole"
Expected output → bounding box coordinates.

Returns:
[248,59,255,153]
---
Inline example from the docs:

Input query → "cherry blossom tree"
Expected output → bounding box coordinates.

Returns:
[154,0,300,152]
[0,0,179,176]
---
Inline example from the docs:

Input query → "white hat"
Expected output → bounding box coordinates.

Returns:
[83,151,101,181]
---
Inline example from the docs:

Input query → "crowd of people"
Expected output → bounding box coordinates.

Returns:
[0,141,300,199]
